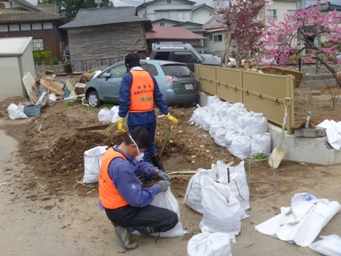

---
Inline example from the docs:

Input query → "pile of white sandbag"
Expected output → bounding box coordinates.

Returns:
[189,96,271,159]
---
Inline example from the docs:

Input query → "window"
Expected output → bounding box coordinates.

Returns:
[213,34,222,42]
[108,64,126,78]
[177,11,191,21]
[32,23,42,30]
[0,25,8,32]
[174,52,198,63]
[208,35,212,41]
[167,0,171,3]
[32,39,44,51]
[20,24,31,31]
[287,10,296,17]
[154,52,171,61]
[160,22,164,26]
[141,63,158,76]
[43,23,53,29]
[156,11,170,19]
[267,9,277,20]
[9,24,19,31]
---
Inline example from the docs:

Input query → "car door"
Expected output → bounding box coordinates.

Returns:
[97,64,126,103]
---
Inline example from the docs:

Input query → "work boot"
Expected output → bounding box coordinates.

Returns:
[150,153,166,172]
[115,226,138,250]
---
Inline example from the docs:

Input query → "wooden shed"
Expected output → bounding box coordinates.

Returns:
[0,37,36,101]
[59,7,152,72]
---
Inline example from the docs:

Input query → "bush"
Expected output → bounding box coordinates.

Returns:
[50,58,59,65]
[33,50,52,65]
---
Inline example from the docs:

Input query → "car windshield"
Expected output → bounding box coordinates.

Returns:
[161,64,193,77]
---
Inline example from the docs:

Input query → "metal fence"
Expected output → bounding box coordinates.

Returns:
[195,64,295,134]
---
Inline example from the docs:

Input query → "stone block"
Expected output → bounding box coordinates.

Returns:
[294,128,326,138]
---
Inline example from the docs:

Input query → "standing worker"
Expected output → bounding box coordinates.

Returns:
[98,127,178,250]
[117,53,178,172]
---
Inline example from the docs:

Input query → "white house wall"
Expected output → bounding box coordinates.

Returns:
[137,0,193,21]
[206,31,226,56]
[267,0,297,25]
[20,42,36,80]
[0,57,24,101]
[192,8,214,24]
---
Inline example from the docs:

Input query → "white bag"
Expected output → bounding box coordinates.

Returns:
[83,146,108,183]
[309,235,341,256]
[199,176,243,236]
[184,167,217,214]
[217,161,250,211]
[228,131,251,159]
[187,226,233,256]
[109,106,119,123]
[150,188,187,237]
[7,103,27,120]
[250,133,271,157]
[244,113,269,136]
[97,108,112,124]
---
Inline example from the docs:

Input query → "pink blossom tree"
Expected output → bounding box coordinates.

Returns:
[213,0,273,68]
[260,1,341,86]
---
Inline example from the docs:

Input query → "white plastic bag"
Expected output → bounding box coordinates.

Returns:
[98,108,112,124]
[109,106,119,123]
[150,188,187,237]
[250,132,271,157]
[228,131,251,159]
[187,226,233,256]
[309,235,341,256]
[83,146,108,183]
[199,176,244,235]
[7,103,27,120]
[184,166,217,214]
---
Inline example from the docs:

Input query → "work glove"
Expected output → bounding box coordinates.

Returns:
[117,118,127,133]
[157,170,170,180]
[157,180,170,192]
[166,113,178,126]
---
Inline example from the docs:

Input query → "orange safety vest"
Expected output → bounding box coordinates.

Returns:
[98,147,129,209]
[129,70,155,113]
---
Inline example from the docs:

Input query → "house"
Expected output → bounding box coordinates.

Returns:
[192,3,214,24]
[59,7,152,72]
[265,0,297,25]
[136,0,195,22]
[202,14,227,57]
[146,26,206,51]
[0,0,66,61]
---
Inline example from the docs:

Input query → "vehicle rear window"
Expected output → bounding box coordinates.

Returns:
[154,52,170,60]
[141,63,158,76]
[161,64,193,77]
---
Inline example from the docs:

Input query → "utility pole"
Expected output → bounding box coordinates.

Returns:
[315,0,321,73]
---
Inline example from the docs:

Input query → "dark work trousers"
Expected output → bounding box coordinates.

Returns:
[105,204,178,234]
[128,122,158,163]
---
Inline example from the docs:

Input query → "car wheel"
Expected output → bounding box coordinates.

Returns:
[87,91,101,107]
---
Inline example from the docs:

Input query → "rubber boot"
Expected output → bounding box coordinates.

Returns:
[116,226,138,250]
[150,153,166,172]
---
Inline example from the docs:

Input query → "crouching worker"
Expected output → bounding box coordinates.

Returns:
[98,127,178,250]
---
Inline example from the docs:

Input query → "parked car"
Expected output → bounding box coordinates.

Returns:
[85,59,199,107]
[150,42,221,72]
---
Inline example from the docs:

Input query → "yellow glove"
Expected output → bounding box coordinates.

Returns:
[166,113,178,126]
[117,118,127,133]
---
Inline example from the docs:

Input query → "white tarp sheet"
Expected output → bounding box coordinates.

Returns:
[317,120,341,150]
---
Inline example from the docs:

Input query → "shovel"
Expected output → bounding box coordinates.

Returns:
[160,124,173,158]
[269,97,291,169]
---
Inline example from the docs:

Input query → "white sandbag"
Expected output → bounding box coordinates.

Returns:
[83,146,108,183]
[217,101,232,117]
[150,188,187,237]
[7,103,27,120]
[98,108,112,124]
[189,107,206,126]
[228,131,251,159]
[214,127,229,147]
[209,116,223,138]
[245,113,269,136]
[225,103,245,122]
[199,176,243,235]
[187,226,233,256]
[224,128,239,147]
[207,95,221,107]
[250,133,271,157]
[109,106,119,123]
[217,160,250,211]
[184,166,217,214]
[235,108,250,128]
[309,235,341,256]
